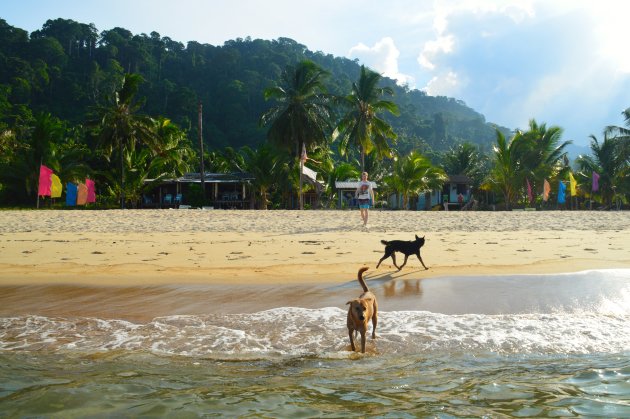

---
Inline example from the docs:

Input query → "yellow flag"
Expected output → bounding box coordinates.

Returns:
[51,174,62,198]
[569,172,577,196]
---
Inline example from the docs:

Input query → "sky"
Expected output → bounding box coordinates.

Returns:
[4,0,630,148]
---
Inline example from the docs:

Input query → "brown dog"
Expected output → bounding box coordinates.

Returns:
[346,267,378,353]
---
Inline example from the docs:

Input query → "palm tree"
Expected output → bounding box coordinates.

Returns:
[94,73,154,208]
[240,144,284,209]
[517,120,571,197]
[149,117,195,178]
[441,142,490,192]
[604,107,630,204]
[335,65,400,172]
[576,134,627,207]
[488,130,521,210]
[259,60,333,209]
[386,151,447,209]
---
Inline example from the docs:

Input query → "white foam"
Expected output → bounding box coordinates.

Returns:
[1,307,628,358]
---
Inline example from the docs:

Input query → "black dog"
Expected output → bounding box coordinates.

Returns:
[376,235,428,271]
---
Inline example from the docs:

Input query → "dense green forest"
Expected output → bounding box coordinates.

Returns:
[0,18,509,152]
[0,18,627,209]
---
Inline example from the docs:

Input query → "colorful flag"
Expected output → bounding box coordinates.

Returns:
[592,171,600,192]
[38,165,53,197]
[51,174,62,198]
[66,183,77,206]
[569,172,577,196]
[77,183,88,205]
[557,181,566,204]
[526,178,533,203]
[86,179,96,203]
[543,179,550,201]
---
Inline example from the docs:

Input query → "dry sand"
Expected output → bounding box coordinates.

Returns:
[1,209,629,320]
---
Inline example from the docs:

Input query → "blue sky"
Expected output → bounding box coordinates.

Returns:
[4,0,630,147]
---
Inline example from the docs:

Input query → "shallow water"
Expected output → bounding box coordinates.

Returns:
[1,270,629,417]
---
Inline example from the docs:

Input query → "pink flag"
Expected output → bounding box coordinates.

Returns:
[86,178,96,203]
[38,165,53,197]
[526,178,533,203]
[592,171,600,192]
[76,183,88,205]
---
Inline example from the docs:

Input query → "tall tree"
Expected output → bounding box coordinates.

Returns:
[577,134,628,207]
[259,60,333,209]
[488,130,520,210]
[93,73,154,208]
[240,144,283,209]
[386,151,446,209]
[335,65,400,171]
[441,142,489,192]
[517,119,571,196]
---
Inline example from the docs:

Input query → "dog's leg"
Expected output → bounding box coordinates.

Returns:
[416,252,428,270]
[377,248,393,269]
[398,254,409,270]
[371,303,378,339]
[360,330,367,353]
[376,254,388,269]
[348,329,356,351]
[391,252,401,270]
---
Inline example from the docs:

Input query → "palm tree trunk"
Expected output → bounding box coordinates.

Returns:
[120,149,125,209]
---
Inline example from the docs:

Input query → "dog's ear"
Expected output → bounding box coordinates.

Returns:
[346,301,352,305]
[415,234,420,240]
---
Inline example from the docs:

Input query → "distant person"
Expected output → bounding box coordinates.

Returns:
[457,193,464,206]
[356,172,375,227]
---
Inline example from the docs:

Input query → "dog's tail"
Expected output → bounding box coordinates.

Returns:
[357,266,369,292]
[380,240,389,245]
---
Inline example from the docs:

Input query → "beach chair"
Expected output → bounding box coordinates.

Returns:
[174,194,182,204]
[164,194,173,205]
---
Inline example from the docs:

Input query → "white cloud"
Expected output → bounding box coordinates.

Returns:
[418,35,455,70]
[348,37,415,86]
[425,71,461,96]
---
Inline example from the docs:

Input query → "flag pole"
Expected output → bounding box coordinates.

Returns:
[36,158,42,209]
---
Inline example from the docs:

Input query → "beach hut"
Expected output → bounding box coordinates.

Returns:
[143,172,255,209]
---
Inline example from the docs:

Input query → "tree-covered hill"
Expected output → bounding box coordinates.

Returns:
[0,18,511,155]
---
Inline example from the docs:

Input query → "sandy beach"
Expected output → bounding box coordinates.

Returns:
[1,209,629,320]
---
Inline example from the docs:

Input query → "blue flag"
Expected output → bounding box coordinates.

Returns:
[66,182,77,206]
[557,181,566,204]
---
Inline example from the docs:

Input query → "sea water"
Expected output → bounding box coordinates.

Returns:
[1,270,629,417]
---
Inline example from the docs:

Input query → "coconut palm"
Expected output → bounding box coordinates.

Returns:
[576,134,628,207]
[488,130,521,210]
[93,73,155,208]
[441,142,490,191]
[335,65,400,172]
[386,151,447,209]
[517,120,571,196]
[240,144,284,209]
[149,117,195,178]
[259,60,333,208]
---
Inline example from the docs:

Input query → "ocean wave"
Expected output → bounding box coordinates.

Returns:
[1,307,628,357]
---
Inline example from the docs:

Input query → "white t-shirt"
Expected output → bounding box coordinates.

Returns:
[356,181,373,200]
